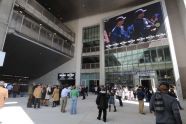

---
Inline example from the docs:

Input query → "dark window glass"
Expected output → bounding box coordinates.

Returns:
[164,47,171,61]
[151,49,157,62]
[157,48,164,62]
[144,50,151,63]
[82,25,100,53]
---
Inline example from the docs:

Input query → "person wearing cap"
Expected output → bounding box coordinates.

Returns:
[133,8,155,40]
[110,16,130,44]
[0,81,8,108]
[150,83,182,124]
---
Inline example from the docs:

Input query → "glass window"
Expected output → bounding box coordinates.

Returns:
[151,49,157,62]
[164,47,171,61]
[105,44,174,85]
[159,69,167,79]
[127,55,133,65]
[157,48,164,62]
[144,50,151,63]
[82,25,100,43]
[133,49,138,54]
[82,25,100,53]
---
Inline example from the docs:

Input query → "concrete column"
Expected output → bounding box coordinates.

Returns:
[175,0,186,99]
[75,19,82,87]
[0,0,15,50]
[164,0,186,99]
[99,22,105,86]
[176,0,186,41]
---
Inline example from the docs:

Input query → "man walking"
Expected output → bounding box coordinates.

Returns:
[61,85,70,112]
[150,83,182,124]
[96,86,108,122]
[137,86,145,114]
[108,89,117,112]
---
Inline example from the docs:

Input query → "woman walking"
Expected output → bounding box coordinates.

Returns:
[70,86,79,114]
[108,89,117,112]
[52,85,60,107]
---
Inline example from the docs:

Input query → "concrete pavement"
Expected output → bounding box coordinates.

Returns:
[0,94,185,124]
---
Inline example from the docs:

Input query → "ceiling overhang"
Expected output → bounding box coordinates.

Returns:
[36,0,153,22]
[0,33,71,80]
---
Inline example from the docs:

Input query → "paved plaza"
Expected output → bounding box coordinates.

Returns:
[0,94,185,124]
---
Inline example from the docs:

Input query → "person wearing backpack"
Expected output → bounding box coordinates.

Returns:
[150,83,182,124]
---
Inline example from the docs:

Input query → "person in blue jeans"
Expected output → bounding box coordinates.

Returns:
[70,86,79,114]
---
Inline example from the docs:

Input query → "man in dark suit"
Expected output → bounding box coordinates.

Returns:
[96,86,108,122]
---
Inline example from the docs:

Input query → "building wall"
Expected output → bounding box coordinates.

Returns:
[33,0,186,99]
[33,6,132,86]
[33,20,79,85]
[0,0,15,50]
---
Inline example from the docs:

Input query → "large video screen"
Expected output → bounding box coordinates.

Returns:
[104,2,166,49]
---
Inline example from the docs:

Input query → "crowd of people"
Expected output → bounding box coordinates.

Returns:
[95,83,183,123]
[26,83,88,113]
[3,82,27,98]
[0,80,184,124]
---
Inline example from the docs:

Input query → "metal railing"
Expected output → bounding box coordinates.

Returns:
[82,63,100,69]
[10,11,74,57]
[16,0,75,41]
[83,46,100,53]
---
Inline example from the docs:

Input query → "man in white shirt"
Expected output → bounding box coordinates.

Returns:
[61,85,70,112]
